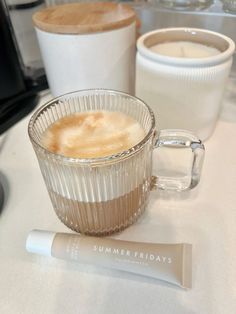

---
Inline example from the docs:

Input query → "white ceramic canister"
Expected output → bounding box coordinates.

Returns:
[33,2,136,96]
[136,28,235,141]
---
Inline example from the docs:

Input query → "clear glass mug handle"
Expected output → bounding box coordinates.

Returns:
[152,129,205,191]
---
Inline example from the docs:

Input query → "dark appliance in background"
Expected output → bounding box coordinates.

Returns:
[0,0,47,135]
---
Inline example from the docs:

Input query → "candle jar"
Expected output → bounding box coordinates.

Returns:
[135,28,235,141]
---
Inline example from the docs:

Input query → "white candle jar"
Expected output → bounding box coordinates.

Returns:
[33,2,136,96]
[136,28,235,141]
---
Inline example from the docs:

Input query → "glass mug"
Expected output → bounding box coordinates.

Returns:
[28,89,204,236]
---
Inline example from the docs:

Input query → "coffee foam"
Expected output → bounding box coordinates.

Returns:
[41,110,145,158]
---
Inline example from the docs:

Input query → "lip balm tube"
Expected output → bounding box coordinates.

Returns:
[26,230,192,289]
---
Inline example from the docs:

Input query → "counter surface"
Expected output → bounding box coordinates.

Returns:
[0,84,236,314]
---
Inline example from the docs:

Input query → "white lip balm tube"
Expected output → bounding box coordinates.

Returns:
[26,230,192,289]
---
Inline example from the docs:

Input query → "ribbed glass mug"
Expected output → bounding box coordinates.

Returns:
[28,89,204,236]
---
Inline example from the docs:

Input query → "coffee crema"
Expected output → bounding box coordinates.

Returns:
[41,110,145,158]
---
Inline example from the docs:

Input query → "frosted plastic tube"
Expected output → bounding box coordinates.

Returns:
[26,230,192,289]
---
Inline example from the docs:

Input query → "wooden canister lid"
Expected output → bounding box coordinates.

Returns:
[33,2,136,34]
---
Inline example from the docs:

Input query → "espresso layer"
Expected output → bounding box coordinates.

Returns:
[49,182,149,235]
[41,110,145,158]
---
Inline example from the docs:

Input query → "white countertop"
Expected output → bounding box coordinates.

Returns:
[0,84,236,314]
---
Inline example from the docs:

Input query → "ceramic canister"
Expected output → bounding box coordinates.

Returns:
[33,2,137,96]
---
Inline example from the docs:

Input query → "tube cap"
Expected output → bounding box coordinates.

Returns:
[26,230,56,257]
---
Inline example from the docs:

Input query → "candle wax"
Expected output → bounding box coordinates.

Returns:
[150,41,220,58]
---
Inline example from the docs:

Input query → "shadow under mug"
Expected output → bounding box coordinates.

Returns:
[28,89,205,236]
